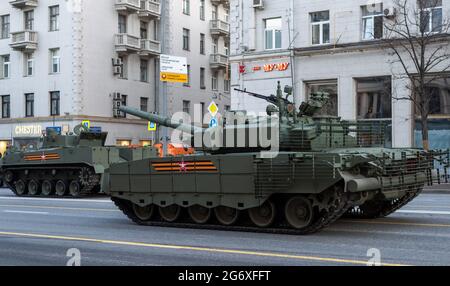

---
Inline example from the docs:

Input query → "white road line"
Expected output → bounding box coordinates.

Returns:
[397,210,450,215]
[0,196,110,203]
[3,210,49,215]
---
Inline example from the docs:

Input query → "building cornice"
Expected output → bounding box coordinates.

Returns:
[0,115,147,125]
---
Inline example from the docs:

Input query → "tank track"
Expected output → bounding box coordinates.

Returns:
[344,187,424,219]
[111,187,353,235]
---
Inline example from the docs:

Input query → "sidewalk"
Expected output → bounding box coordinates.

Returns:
[424,183,450,194]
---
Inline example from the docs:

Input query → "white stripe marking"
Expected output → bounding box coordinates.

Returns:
[3,210,49,215]
[0,196,110,203]
[398,210,450,215]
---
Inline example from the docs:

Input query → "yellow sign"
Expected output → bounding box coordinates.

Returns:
[148,122,157,131]
[208,101,219,117]
[160,72,188,83]
[82,120,90,129]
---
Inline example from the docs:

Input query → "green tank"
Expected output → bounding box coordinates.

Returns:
[103,82,449,234]
[0,125,158,197]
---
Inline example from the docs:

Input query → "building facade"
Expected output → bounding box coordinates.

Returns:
[0,0,230,154]
[230,0,450,148]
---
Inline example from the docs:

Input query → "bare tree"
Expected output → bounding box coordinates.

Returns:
[383,0,450,150]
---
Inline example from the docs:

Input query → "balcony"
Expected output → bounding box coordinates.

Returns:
[210,0,229,7]
[115,0,140,13]
[139,39,161,57]
[9,0,38,9]
[138,0,161,20]
[115,34,141,54]
[210,19,230,38]
[210,53,229,70]
[10,31,38,52]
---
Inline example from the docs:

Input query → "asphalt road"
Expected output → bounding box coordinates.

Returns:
[1,187,450,266]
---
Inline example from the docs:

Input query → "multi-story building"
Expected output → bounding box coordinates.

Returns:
[230,0,450,148]
[0,0,230,154]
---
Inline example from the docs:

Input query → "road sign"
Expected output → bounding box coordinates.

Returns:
[82,120,90,129]
[209,118,218,128]
[89,127,102,133]
[46,127,62,135]
[160,54,188,83]
[148,122,157,131]
[208,101,218,117]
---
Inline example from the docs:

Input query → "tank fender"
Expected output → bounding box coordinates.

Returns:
[93,164,105,174]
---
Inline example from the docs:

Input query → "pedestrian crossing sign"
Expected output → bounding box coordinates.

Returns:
[82,120,90,129]
[148,122,157,131]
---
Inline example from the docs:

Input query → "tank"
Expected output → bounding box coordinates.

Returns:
[103,82,449,234]
[0,125,158,197]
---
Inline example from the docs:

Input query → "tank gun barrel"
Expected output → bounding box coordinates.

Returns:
[119,106,203,134]
[234,88,290,105]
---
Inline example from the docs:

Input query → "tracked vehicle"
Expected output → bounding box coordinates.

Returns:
[0,125,157,197]
[104,83,449,234]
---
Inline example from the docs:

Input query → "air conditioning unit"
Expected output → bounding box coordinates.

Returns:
[112,92,123,118]
[113,65,122,75]
[112,58,122,67]
[253,0,264,9]
[384,7,397,18]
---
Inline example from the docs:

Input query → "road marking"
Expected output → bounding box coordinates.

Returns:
[0,204,119,213]
[0,230,408,266]
[2,210,49,215]
[397,210,450,215]
[0,196,110,203]
[342,219,450,228]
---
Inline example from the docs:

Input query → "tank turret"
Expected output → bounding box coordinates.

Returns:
[41,124,107,149]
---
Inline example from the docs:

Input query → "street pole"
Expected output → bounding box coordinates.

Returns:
[158,0,168,156]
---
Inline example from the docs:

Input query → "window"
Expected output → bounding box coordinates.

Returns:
[212,5,218,20]
[116,140,131,146]
[50,49,60,74]
[183,0,190,15]
[212,38,218,54]
[200,33,205,54]
[25,93,34,117]
[49,5,59,31]
[50,91,60,116]
[1,55,10,79]
[1,95,10,118]
[225,105,231,112]
[119,56,127,79]
[0,15,10,39]
[356,76,392,119]
[362,4,383,40]
[200,102,205,120]
[311,11,330,45]
[224,78,230,92]
[224,42,229,56]
[154,21,159,41]
[183,28,190,50]
[184,65,191,87]
[183,100,191,114]
[212,72,218,91]
[306,81,338,116]
[140,97,148,112]
[25,10,34,30]
[25,53,34,76]
[140,21,148,39]
[419,0,443,33]
[200,67,206,89]
[140,59,148,82]
[416,75,450,116]
[118,14,127,33]
[200,0,205,21]
[265,18,282,50]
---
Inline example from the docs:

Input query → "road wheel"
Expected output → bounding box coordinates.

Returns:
[69,181,82,197]
[249,200,276,228]
[159,205,181,222]
[15,180,27,196]
[214,206,240,226]
[4,171,14,183]
[55,180,67,197]
[285,196,313,230]
[188,205,212,224]
[132,204,155,221]
[41,180,54,196]
[28,180,41,196]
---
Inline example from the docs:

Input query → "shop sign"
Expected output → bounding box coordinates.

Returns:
[14,125,42,137]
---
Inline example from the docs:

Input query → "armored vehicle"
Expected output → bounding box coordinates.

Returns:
[103,83,449,234]
[0,125,157,197]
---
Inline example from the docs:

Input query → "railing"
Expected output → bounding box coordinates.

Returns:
[210,19,230,33]
[140,39,161,54]
[115,33,140,49]
[11,31,37,44]
[116,0,140,9]
[140,0,161,14]
[210,53,229,66]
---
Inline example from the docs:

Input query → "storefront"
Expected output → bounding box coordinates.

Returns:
[0,140,11,156]
[12,124,44,150]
